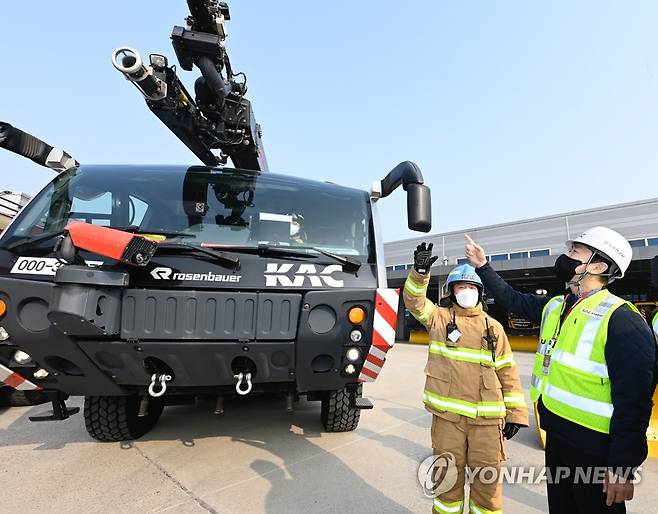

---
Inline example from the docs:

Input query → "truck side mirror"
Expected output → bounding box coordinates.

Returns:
[406,183,432,232]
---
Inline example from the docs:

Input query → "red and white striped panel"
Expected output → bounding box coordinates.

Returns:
[0,362,41,391]
[358,288,400,382]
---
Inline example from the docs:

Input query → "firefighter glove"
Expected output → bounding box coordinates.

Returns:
[414,242,438,274]
[503,422,523,440]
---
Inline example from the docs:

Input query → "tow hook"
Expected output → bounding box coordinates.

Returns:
[148,373,172,398]
[234,372,253,396]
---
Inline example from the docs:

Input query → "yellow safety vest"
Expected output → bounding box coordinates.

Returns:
[530,290,638,434]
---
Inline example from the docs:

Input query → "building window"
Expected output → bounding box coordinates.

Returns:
[648,238,658,246]
[509,251,528,260]
[386,266,394,272]
[456,257,469,265]
[406,264,414,269]
[393,264,406,271]
[490,253,509,262]
[529,249,550,257]
[629,239,646,248]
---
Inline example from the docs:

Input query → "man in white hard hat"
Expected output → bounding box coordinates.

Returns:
[464,227,656,514]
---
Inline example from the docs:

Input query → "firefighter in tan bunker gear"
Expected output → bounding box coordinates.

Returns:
[404,243,529,514]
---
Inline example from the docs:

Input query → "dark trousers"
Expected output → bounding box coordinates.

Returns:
[545,432,626,514]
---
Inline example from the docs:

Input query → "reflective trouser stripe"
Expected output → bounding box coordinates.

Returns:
[469,499,502,514]
[404,276,428,296]
[433,498,463,513]
[551,349,609,377]
[423,390,506,419]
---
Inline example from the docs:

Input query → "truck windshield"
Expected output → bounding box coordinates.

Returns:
[1,165,375,260]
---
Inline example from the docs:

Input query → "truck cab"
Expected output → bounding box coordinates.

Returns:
[0,163,430,440]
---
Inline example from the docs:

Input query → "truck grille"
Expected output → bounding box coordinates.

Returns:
[121,290,301,341]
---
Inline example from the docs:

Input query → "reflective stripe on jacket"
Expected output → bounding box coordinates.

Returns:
[404,269,529,426]
[530,289,639,434]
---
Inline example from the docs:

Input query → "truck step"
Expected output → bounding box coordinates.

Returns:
[352,397,374,410]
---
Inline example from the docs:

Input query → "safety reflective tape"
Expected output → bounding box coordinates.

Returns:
[543,383,614,418]
[424,390,506,418]
[433,498,464,513]
[404,276,428,296]
[424,391,478,417]
[541,297,564,332]
[359,288,400,383]
[368,345,388,362]
[531,375,542,390]
[469,499,502,514]
[495,354,516,369]
[503,393,526,407]
[416,299,435,322]
[0,362,41,391]
[574,295,621,360]
[477,403,507,415]
[373,311,396,346]
[551,349,608,378]
[429,341,494,366]
[378,288,400,314]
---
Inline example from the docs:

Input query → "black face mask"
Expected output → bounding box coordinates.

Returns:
[554,254,583,283]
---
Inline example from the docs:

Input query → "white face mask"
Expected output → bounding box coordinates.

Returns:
[455,289,479,309]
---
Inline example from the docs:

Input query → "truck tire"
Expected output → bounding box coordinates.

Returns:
[8,389,47,406]
[83,395,164,442]
[321,385,361,432]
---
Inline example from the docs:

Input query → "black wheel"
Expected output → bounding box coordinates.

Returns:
[321,385,362,432]
[8,389,48,406]
[83,396,164,442]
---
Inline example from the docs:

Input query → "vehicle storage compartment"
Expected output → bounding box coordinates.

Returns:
[78,340,295,386]
[121,290,301,341]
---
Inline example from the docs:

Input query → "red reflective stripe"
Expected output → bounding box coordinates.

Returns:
[376,292,398,329]
[360,366,378,380]
[372,330,392,349]
[4,372,25,389]
[366,353,385,368]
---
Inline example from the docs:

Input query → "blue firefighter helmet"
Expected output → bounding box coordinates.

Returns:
[446,264,483,289]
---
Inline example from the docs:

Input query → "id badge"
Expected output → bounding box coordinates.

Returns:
[447,329,462,344]
[542,354,551,375]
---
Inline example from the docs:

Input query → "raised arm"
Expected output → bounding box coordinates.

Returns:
[465,234,549,325]
[403,242,439,330]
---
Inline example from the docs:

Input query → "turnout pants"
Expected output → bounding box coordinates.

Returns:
[545,432,626,514]
[431,415,505,514]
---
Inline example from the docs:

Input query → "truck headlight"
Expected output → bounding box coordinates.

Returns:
[346,348,360,362]
[0,327,9,341]
[33,368,49,379]
[344,364,356,374]
[349,329,362,343]
[13,350,32,365]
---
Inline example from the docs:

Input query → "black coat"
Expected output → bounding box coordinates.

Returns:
[476,262,657,471]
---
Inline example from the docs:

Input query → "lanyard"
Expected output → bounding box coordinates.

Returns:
[542,288,601,375]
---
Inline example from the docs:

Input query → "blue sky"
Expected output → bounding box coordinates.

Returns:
[1,1,657,242]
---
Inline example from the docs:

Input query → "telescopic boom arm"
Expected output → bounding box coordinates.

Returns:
[0,122,78,173]
[112,0,268,171]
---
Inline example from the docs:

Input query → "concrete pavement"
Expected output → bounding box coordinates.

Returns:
[1,344,656,513]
